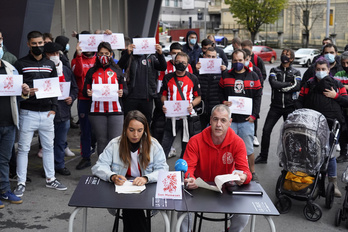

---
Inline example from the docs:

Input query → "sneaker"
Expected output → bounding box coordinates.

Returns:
[65,147,75,157]
[252,173,259,183]
[255,155,267,164]
[37,148,43,158]
[168,147,176,159]
[55,167,71,176]
[46,179,67,191]
[9,174,32,183]
[91,147,96,155]
[337,155,348,163]
[253,136,260,147]
[13,184,26,197]
[0,200,4,209]
[336,144,341,152]
[1,190,23,204]
[76,158,91,170]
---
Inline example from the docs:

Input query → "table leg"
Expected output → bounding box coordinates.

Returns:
[175,212,187,232]
[264,216,276,232]
[69,207,86,232]
[159,211,171,232]
[170,211,177,232]
[250,215,256,232]
[82,208,87,232]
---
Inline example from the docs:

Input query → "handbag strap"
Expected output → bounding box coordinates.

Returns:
[173,75,186,101]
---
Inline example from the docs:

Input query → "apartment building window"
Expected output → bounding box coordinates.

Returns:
[174,0,178,7]
[165,0,169,7]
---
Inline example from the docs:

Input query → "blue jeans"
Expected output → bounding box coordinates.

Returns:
[17,110,55,184]
[54,120,70,169]
[0,125,16,193]
[78,100,92,159]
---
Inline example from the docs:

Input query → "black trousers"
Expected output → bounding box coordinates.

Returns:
[122,209,148,232]
[124,98,153,124]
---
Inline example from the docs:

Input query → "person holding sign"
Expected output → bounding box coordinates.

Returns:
[92,110,168,232]
[218,49,262,182]
[161,52,202,159]
[44,42,78,176]
[0,58,29,208]
[182,104,251,232]
[196,47,226,129]
[83,42,127,156]
[14,31,67,197]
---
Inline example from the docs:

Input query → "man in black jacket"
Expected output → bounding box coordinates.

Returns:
[118,38,167,124]
[13,31,67,197]
[255,49,301,164]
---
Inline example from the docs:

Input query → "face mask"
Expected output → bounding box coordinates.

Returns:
[232,62,244,71]
[281,55,290,64]
[343,66,348,73]
[0,47,3,59]
[171,54,177,61]
[49,55,60,66]
[316,71,328,80]
[324,53,335,63]
[174,62,187,72]
[189,38,196,45]
[31,46,44,56]
[98,55,110,65]
[244,61,250,67]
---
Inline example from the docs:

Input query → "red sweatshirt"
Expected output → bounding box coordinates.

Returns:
[183,126,252,184]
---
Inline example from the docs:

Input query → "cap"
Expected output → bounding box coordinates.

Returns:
[44,42,63,53]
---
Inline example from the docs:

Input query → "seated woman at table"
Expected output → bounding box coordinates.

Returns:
[92,110,169,232]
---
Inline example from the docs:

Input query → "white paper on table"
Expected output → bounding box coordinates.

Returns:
[133,38,156,55]
[103,33,125,50]
[92,84,119,102]
[164,100,189,117]
[58,82,71,100]
[199,58,222,74]
[34,77,61,99]
[228,96,252,115]
[156,170,182,199]
[0,74,23,96]
[115,181,146,194]
[79,34,103,52]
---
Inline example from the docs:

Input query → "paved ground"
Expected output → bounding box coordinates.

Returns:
[1,58,348,231]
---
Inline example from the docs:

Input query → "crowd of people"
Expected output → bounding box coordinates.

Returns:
[1,29,348,232]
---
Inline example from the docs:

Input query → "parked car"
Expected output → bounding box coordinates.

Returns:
[162,41,186,56]
[293,48,321,67]
[252,46,277,63]
[223,44,233,59]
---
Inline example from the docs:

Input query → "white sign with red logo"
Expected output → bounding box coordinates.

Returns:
[199,58,222,74]
[133,37,156,55]
[155,171,182,199]
[0,75,23,96]
[34,77,61,99]
[79,33,125,52]
[103,33,125,50]
[164,100,189,117]
[58,82,71,100]
[228,96,252,115]
[92,83,119,102]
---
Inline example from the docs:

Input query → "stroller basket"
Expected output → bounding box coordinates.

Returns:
[283,171,315,193]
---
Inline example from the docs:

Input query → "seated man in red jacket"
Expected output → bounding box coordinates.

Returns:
[182,104,252,232]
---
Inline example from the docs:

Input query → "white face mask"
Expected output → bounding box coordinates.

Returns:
[171,54,177,62]
[49,55,60,66]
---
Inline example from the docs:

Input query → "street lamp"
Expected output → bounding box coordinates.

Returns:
[204,0,211,39]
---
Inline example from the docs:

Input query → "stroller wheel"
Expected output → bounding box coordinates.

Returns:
[325,182,335,209]
[335,209,342,227]
[275,175,282,198]
[303,203,322,221]
[275,196,292,214]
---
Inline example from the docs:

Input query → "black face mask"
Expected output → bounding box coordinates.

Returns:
[175,63,187,72]
[281,55,290,64]
[343,66,348,73]
[31,46,44,56]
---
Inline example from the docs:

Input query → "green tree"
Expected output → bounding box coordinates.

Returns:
[225,0,288,43]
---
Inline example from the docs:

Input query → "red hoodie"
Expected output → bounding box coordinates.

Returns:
[183,126,252,184]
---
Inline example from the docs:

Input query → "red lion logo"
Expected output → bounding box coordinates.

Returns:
[222,152,234,164]
[162,173,177,193]
[111,35,118,45]
[141,39,149,50]
[173,102,181,112]
[102,85,110,96]
[88,36,96,46]
[43,80,52,92]
[3,76,14,90]
[207,60,215,69]
[59,83,64,93]
[237,99,245,109]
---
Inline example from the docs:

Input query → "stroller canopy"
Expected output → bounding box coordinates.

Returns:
[277,109,330,175]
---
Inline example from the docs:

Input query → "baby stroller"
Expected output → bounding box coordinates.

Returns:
[275,109,340,221]
[335,166,348,228]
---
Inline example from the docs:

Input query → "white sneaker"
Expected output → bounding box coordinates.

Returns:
[336,144,341,152]
[168,147,176,158]
[65,147,75,157]
[37,149,43,158]
[253,136,260,147]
